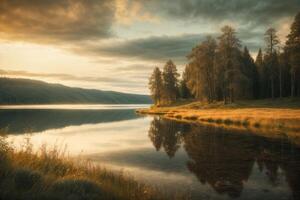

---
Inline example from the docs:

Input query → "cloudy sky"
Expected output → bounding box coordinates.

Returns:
[0,0,299,94]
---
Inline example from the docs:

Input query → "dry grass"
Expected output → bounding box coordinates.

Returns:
[0,137,187,200]
[137,98,300,135]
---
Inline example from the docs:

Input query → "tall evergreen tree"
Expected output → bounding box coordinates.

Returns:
[285,12,300,97]
[179,69,192,99]
[278,51,292,97]
[265,28,280,55]
[255,48,265,98]
[264,28,280,99]
[242,47,260,98]
[255,49,264,67]
[162,60,179,104]
[217,26,242,103]
[149,67,163,105]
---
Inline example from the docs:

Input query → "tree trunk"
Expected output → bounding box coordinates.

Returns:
[212,76,216,102]
[223,86,227,104]
[279,65,282,98]
[271,77,274,99]
[291,70,295,98]
[230,88,234,103]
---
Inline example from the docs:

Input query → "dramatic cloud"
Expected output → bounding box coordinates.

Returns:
[71,30,265,64]
[72,34,208,63]
[115,0,159,25]
[0,0,297,55]
[0,0,115,42]
[142,0,300,28]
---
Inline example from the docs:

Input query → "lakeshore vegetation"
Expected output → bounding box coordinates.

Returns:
[138,98,300,136]
[0,137,186,200]
[145,12,300,132]
[149,12,300,105]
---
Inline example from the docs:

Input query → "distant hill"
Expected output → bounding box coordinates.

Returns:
[0,78,151,104]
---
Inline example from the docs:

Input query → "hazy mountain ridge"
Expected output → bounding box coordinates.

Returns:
[0,78,151,104]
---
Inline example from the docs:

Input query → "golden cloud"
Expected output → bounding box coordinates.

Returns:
[0,0,115,43]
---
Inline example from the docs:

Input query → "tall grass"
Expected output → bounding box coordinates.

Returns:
[0,137,187,200]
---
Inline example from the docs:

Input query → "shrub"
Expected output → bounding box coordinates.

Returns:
[207,118,214,123]
[224,119,233,125]
[216,119,223,124]
[254,122,261,128]
[184,115,198,120]
[14,168,42,190]
[51,178,105,200]
[242,119,250,127]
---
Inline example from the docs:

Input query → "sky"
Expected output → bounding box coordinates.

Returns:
[0,0,299,94]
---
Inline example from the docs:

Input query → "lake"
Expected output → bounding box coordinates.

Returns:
[1,105,299,200]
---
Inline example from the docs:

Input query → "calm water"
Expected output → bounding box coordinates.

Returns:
[2,105,300,200]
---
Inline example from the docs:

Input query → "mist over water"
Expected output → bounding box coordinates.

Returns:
[2,105,299,200]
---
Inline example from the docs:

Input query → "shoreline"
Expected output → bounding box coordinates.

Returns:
[136,98,300,138]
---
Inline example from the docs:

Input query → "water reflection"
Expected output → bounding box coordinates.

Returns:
[148,117,300,199]
[2,107,300,200]
[148,117,183,158]
[0,109,139,134]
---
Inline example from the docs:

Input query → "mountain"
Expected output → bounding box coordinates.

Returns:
[0,78,151,104]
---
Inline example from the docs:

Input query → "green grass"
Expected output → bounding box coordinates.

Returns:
[0,137,187,200]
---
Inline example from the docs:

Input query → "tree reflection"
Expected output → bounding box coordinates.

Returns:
[148,117,300,199]
[184,125,255,198]
[148,117,182,158]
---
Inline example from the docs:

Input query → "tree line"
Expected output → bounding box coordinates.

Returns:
[149,12,300,105]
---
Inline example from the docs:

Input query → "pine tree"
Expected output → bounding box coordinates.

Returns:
[149,67,163,105]
[265,28,280,55]
[179,69,192,99]
[285,12,300,97]
[255,49,264,67]
[264,28,280,99]
[217,26,242,103]
[242,47,260,99]
[162,60,179,104]
[255,48,265,98]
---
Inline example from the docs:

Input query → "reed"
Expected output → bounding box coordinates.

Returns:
[0,137,187,200]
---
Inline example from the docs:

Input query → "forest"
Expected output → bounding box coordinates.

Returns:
[149,12,300,105]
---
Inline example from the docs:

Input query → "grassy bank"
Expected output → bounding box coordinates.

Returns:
[0,137,185,200]
[137,98,300,135]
